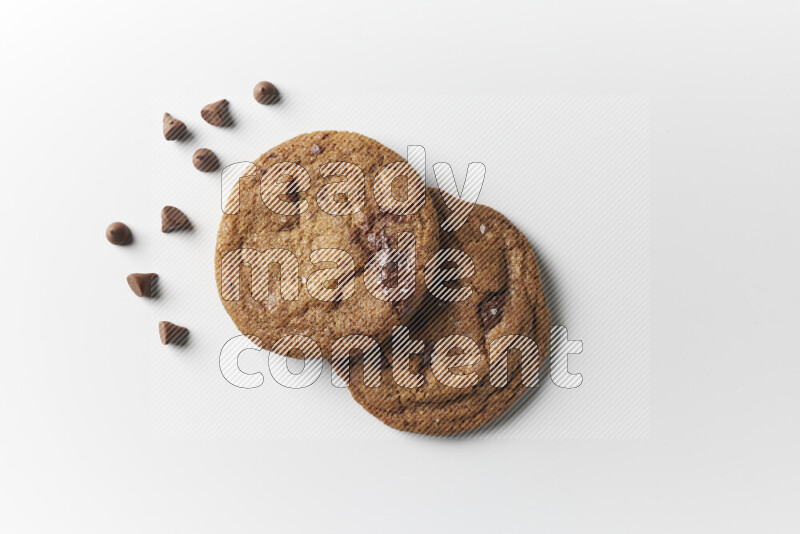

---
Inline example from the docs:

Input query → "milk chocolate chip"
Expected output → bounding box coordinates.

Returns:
[253,81,279,105]
[201,99,230,126]
[193,148,219,172]
[161,206,190,232]
[127,273,158,297]
[106,222,132,245]
[159,321,188,345]
[162,113,187,140]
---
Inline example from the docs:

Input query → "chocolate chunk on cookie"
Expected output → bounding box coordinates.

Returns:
[341,189,551,436]
[214,131,439,359]
[478,290,506,331]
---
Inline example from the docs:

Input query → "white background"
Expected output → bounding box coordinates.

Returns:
[1,0,798,532]
[149,93,649,440]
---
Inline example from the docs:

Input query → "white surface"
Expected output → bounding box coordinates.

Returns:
[1,0,798,532]
[149,93,649,440]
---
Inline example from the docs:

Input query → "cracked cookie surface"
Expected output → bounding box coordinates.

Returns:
[215,131,439,358]
[341,190,551,435]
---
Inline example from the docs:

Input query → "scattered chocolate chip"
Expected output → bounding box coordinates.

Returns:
[478,291,507,331]
[127,273,158,297]
[161,206,191,232]
[253,81,279,105]
[106,222,132,245]
[310,143,324,156]
[159,321,188,345]
[193,148,220,172]
[200,99,230,126]
[162,113,187,140]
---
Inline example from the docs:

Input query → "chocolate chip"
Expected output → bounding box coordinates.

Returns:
[253,81,279,105]
[348,227,362,244]
[310,143,324,156]
[478,291,507,331]
[367,227,390,250]
[392,298,413,319]
[382,262,399,288]
[193,148,220,172]
[159,321,188,345]
[285,178,301,204]
[201,99,230,126]
[409,341,435,374]
[162,113,187,140]
[127,273,158,297]
[161,206,190,232]
[106,222,132,245]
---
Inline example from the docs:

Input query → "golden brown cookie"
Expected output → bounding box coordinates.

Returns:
[339,190,551,435]
[215,131,439,359]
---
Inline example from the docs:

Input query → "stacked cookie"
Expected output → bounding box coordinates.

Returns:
[215,131,550,436]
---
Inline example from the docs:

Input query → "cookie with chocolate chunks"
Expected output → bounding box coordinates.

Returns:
[214,131,439,360]
[340,190,551,436]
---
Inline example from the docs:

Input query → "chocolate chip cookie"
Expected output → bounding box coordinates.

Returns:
[339,190,551,435]
[215,131,439,359]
